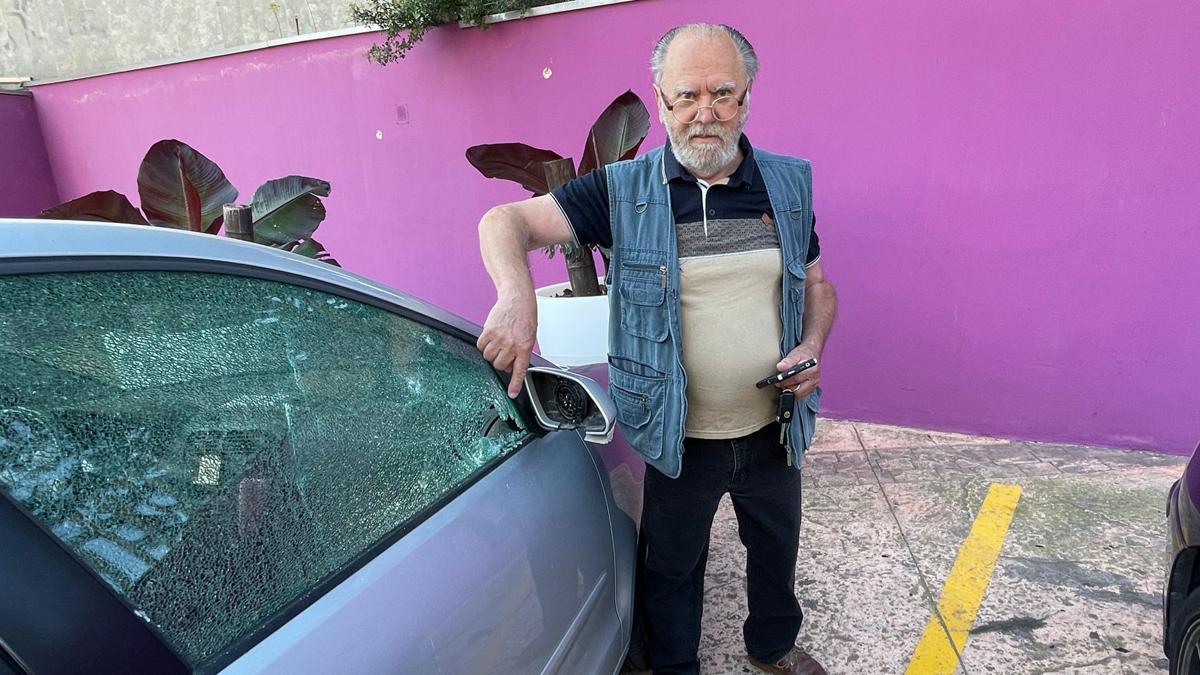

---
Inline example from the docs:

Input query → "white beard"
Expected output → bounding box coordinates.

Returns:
[662,108,748,178]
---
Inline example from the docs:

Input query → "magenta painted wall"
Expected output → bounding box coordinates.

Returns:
[0,92,59,216]
[29,0,1200,453]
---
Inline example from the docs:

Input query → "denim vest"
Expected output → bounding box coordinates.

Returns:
[605,145,820,478]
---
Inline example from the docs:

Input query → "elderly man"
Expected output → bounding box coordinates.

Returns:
[476,23,835,675]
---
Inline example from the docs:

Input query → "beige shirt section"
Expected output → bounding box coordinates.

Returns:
[679,249,784,438]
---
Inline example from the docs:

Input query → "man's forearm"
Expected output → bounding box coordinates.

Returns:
[800,279,837,354]
[479,205,535,298]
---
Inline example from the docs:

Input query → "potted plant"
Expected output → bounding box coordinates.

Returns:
[466,90,650,365]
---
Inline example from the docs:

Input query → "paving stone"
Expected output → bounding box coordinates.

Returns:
[876,458,916,473]
[888,469,944,484]
[807,453,841,468]
[1101,450,1189,469]
[1051,460,1113,474]
[974,465,1028,480]
[958,444,1023,461]
[989,447,1043,465]
[813,473,867,487]
[936,467,978,480]
[952,458,988,470]
[810,419,863,453]
[926,429,1010,446]
[1025,443,1092,462]
[849,468,883,484]
[835,451,870,468]
[1017,462,1062,476]
[873,471,899,484]
[853,422,935,449]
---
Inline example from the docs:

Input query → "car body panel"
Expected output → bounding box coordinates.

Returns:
[219,432,623,675]
[569,362,645,629]
[1163,442,1200,659]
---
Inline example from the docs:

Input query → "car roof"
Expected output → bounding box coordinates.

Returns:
[0,218,485,340]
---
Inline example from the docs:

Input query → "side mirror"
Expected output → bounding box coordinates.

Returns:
[523,367,616,444]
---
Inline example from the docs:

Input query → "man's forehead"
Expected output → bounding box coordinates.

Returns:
[659,31,746,85]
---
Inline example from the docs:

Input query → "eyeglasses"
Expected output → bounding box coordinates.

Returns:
[656,85,748,124]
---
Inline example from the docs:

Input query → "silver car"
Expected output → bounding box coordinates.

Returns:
[0,220,643,674]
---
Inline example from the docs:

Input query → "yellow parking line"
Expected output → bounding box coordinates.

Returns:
[906,483,1023,674]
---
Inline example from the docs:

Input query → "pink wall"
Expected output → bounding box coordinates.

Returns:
[30,0,1200,453]
[0,92,58,216]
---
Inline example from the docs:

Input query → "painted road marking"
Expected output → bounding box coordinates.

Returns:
[906,483,1023,674]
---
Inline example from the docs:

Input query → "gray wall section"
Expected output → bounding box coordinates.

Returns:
[0,0,355,80]
[0,90,58,216]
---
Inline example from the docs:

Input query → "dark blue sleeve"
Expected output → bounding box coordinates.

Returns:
[549,168,612,249]
[806,213,820,266]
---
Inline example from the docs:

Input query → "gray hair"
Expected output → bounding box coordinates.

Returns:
[650,23,760,85]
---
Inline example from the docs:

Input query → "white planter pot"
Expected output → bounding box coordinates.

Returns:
[534,279,609,367]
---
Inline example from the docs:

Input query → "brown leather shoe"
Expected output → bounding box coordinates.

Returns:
[747,646,828,675]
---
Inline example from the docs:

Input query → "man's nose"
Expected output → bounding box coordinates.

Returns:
[694,105,717,124]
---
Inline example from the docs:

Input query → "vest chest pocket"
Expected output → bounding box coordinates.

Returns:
[618,262,670,342]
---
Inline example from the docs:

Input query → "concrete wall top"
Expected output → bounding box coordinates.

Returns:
[1,0,352,80]
[0,0,628,81]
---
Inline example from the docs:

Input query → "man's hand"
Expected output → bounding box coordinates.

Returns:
[477,292,538,398]
[777,261,836,401]
[476,196,578,398]
[776,343,821,400]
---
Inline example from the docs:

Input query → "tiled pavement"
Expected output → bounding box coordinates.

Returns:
[695,419,1187,674]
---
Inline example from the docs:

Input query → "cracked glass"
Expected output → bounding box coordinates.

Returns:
[0,270,530,667]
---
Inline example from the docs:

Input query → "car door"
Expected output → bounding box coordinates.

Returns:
[0,260,623,674]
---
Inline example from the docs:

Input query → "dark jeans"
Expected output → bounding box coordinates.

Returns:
[641,422,803,675]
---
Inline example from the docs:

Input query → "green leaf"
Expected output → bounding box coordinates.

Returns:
[577,90,650,177]
[38,190,149,225]
[465,143,564,196]
[250,176,332,246]
[137,140,238,233]
[280,238,339,266]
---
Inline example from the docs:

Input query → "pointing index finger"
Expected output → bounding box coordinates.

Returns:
[507,350,531,398]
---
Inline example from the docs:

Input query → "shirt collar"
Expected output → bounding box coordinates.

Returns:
[662,133,757,188]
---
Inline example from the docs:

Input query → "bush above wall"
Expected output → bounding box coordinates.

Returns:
[349,0,560,64]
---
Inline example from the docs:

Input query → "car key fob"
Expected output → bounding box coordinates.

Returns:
[777,389,795,446]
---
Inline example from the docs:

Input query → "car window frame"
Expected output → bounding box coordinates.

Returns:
[0,255,549,673]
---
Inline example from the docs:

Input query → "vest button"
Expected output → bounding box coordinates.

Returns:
[707,208,716,216]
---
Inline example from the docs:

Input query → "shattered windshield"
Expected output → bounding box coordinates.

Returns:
[0,270,530,667]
